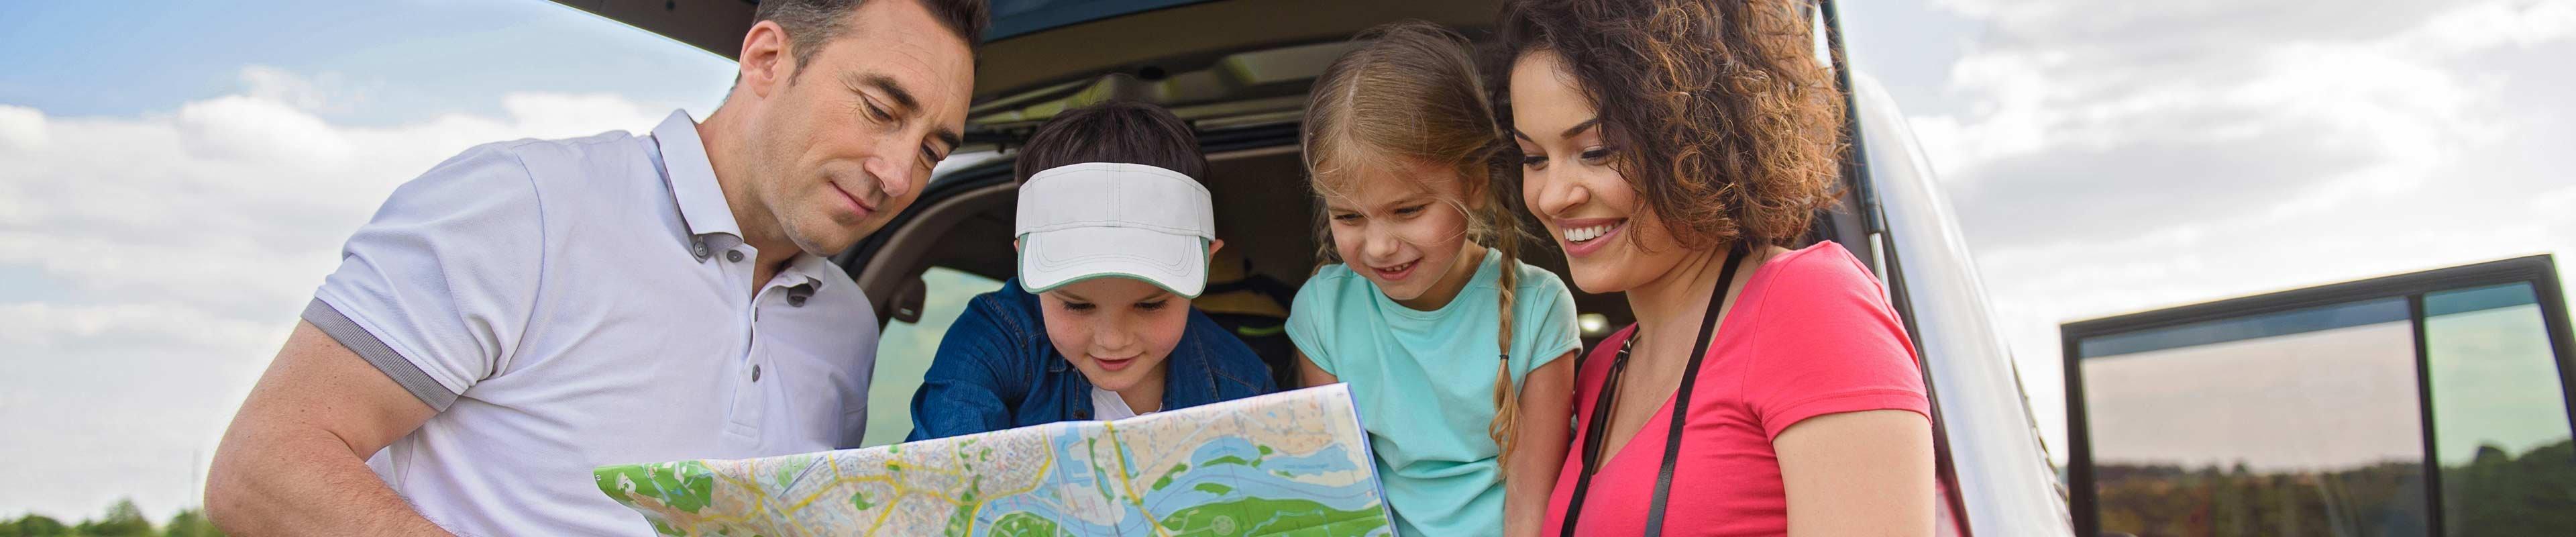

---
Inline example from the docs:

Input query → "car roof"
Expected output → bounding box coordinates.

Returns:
[553,0,1496,148]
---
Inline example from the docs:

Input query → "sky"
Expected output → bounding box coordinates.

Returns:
[3,0,2573,524]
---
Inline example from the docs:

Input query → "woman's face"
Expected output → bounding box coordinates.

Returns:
[1509,50,1691,295]
[1322,158,1481,309]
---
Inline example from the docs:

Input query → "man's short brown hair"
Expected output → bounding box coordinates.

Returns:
[1012,100,1208,185]
[755,0,991,72]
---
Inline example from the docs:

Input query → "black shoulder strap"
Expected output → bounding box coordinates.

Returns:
[1558,244,1750,536]
[1644,243,1749,534]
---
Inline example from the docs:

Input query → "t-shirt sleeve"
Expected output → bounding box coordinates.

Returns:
[1283,271,1340,377]
[306,144,546,411]
[1513,268,1583,379]
[1740,248,1930,441]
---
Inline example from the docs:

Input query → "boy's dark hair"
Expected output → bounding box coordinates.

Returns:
[1012,100,1209,185]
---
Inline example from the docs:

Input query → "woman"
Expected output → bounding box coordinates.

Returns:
[1495,0,1937,534]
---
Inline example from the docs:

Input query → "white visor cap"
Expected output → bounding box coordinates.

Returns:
[1015,162,1216,298]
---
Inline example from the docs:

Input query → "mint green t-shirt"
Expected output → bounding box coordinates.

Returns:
[1285,252,1582,536]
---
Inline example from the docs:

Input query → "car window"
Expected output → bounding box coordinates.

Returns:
[860,266,1007,446]
[2422,283,2576,534]
[2077,297,2434,535]
[2063,256,2576,537]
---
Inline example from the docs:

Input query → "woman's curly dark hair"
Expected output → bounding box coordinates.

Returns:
[1493,0,1846,250]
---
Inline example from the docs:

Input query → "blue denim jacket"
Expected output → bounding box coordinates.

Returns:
[906,278,1276,442]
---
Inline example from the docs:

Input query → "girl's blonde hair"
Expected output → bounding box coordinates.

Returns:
[1302,21,1535,467]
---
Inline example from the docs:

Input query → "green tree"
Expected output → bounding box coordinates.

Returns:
[73,499,154,537]
[160,509,224,537]
[6,514,71,536]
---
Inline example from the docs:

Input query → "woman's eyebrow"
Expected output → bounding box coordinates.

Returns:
[1510,117,1603,142]
[1560,117,1602,140]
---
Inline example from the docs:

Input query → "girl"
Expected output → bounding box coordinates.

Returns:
[1498,0,1937,535]
[1286,21,1582,537]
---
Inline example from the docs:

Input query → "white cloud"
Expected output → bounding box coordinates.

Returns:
[239,64,367,115]
[0,104,46,152]
[1888,0,2576,465]
[0,65,676,520]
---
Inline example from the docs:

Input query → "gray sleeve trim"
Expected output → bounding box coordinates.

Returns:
[303,298,460,411]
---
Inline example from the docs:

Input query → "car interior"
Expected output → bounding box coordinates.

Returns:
[823,0,1869,447]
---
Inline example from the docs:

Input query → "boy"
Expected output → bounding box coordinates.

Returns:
[906,100,1275,440]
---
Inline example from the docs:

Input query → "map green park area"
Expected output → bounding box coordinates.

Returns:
[594,384,1392,536]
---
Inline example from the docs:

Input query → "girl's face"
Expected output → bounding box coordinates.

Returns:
[1322,158,1485,309]
[1038,276,1189,394]
[1510,50,1690,294]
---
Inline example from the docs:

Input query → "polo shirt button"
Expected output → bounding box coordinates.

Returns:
[751,364,762,382]
[692,242,710,260]
[727,250,744,262]
[788,295,807,307]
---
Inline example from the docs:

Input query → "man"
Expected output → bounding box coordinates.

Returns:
[203,1,985,534]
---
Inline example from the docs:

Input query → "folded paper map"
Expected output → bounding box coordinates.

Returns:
[594,383,1393,536]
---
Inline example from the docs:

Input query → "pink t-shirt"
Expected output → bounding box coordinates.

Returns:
[1542,242,1929,535]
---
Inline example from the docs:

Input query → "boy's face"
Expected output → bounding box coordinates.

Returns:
[1037,277,1191,394]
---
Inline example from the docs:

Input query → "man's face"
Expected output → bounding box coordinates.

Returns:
[748,0,975,257]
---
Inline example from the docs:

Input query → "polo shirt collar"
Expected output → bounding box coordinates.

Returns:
[651,110,839,301]
[650,110,742,245]
[778,252,839,293]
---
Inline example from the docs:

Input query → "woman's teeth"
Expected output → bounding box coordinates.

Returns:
[1566,222,1619,243]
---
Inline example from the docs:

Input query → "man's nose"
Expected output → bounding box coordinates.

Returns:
[865,156,914,201]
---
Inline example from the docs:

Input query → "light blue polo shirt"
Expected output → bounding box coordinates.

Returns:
[305,110,879,535]
[1285,252,1581,536]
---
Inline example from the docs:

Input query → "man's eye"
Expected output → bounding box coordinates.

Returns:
[862,100,893,122]
[1135,300,1169,311]
[1062,301,1095,312]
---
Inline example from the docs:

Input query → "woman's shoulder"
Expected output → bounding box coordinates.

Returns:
[1745,242,1888,311]
[1759,242,1874,286]
[1724,241,1914,364]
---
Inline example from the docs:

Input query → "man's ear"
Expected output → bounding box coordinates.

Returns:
[738,20,793,99]
[1206,239,1226,264]
[1014,239,1022,252]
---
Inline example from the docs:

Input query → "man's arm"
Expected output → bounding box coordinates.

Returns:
[204,321,452,536]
